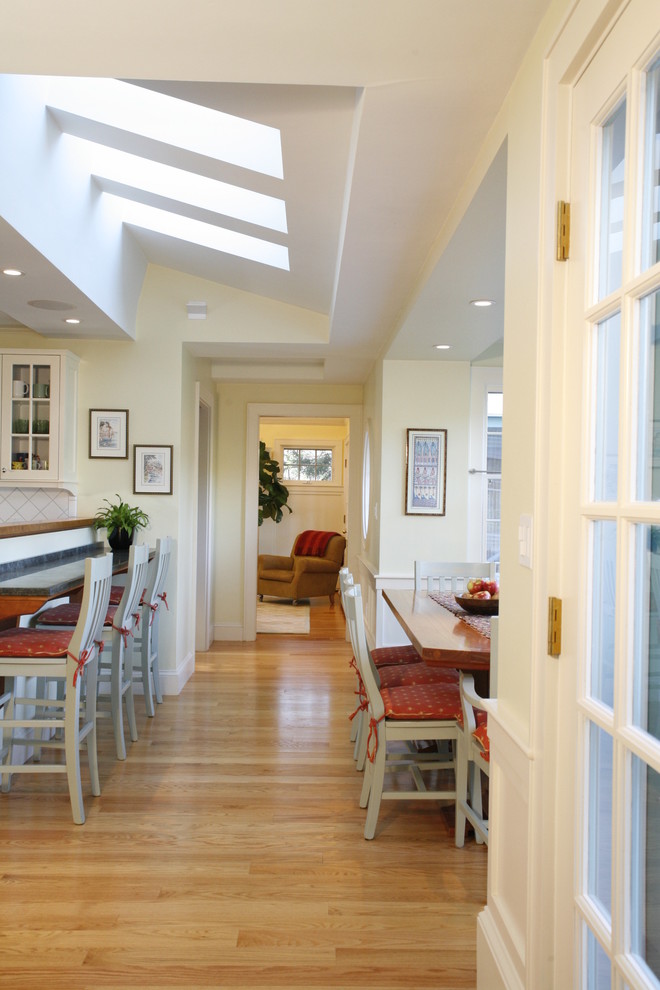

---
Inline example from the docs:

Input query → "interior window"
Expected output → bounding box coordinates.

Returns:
[282,447,333,482]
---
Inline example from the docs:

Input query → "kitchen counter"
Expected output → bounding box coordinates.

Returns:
[0,518,95,540]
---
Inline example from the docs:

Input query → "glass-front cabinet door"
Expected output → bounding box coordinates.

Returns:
[1,354,60,481]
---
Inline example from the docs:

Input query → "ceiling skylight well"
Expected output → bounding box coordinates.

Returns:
[40,77,289,270]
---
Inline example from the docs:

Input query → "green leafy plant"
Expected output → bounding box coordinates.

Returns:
[93,493,150,540]
[259,441,292,526]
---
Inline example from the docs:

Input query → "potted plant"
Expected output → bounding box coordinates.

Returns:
[258,441,292,526]
[93,493,150,550]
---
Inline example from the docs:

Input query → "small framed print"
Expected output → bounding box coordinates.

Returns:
[405,428,447,516]
[89,409,129,459]
[133,444,173,495]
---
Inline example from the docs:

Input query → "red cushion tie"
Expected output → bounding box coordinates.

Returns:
[67,647,92,687]
[158,591,169,610]
[112,624,133,649]
[132,610,141,632]
[145,601,159,626]
[367,715,385,763]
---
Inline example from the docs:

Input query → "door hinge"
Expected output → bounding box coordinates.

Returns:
[556,201,570,261]
[548,596,562,656]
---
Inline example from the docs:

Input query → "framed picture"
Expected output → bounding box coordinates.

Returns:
[89,409,129,459]
[405,428,447,516]
[133,444,173,495]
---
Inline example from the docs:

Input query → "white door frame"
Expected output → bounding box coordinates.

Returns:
[194,382,214,652]
[244,402,363,640]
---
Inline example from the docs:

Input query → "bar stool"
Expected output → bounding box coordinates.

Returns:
[0,553,113,823]
[132,537,171,717]
[33,544,150,760]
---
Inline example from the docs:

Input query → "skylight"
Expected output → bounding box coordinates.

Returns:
[37,76,289,270]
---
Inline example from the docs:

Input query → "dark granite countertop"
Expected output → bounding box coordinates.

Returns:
[0,545,129,597]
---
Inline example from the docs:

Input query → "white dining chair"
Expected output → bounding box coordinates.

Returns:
[414,560,497,594]
[344,583,462,839]
[455,672,490,847]
[0,553,113,824]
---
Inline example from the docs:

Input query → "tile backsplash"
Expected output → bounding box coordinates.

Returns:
[0,487,77,524]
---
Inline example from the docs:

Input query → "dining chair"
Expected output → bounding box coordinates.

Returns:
[340,569,450,769]
[455,672,490,847]
[344,583,462,839]
[33,543,150,761]
[414,560,497,594]
[0,553,113,824]
[131,536,172,716]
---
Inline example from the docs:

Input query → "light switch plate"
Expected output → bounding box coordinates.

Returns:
[519,513,533,568]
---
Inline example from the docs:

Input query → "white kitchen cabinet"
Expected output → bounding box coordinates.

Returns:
[0,349,79,487]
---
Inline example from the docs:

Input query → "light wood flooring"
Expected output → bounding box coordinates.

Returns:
[0,600,487,989]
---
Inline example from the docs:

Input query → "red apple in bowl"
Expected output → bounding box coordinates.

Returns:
[473,589,491,599]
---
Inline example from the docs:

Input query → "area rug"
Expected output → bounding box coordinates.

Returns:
[256,600,311,634]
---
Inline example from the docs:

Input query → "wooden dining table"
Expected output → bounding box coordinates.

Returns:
[381,588,492,693]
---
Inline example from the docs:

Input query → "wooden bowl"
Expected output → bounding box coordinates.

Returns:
[454,594,499,616]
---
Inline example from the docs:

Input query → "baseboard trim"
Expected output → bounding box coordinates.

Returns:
[477,907,525,990]
[159,650,195,696]
[213,622,244,641]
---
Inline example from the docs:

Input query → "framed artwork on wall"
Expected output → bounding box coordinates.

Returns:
[133,444,173,495]
[405,428,447,516]
[89,409,129,459]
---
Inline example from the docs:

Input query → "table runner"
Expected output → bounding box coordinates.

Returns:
[429,592,492,638]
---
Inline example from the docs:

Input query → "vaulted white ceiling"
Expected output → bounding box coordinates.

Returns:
[0,1,551,383]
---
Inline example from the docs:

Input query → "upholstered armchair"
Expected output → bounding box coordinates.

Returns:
[257,531,346,605]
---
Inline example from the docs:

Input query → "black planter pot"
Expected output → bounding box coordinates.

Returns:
[107,527,134,552]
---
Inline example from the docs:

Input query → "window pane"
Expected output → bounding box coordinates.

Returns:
[586,925,612,989]
[630,756,660,981]
[316,449,332,481]
[594,312,620,502]
[590,520,617,708]
[636,290,660,501]
[598,100,626,299]
[486,478,501,563]
[632,524,660,743]
[642,56,660,271]
[587,722,613,917]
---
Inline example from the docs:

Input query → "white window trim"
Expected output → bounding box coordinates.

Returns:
[273,437,344,491]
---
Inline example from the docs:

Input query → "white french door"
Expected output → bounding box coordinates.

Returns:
[557,2,660,987]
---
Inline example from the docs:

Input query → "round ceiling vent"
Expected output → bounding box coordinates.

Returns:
[27,299,75,311]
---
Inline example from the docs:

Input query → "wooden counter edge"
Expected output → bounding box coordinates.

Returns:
[0,518,96,540]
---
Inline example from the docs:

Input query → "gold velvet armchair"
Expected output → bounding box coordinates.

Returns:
[257,531,346,605]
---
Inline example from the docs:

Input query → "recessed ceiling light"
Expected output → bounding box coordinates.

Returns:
[470,298,494,307]
[64,317,80,324]
[2,268,24,277]
[434,344,451,350]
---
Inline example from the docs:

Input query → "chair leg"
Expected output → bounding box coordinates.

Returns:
[355,711,368,772]
[141,641,155,717]
[123,644,139,744]
[364,731,386,840]
[455,734,469,848]
[64,674,85,825]
[84,657,101,797]
[152,655,163,705]
[110,644,127,761]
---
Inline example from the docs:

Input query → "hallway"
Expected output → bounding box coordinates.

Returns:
[0,601,487,988]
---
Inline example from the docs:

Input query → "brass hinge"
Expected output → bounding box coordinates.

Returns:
[556,201,570,261]
[548,597,562,656]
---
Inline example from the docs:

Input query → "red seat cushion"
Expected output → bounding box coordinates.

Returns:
[37,603,117,627]
[472,717,490,760]
[379,663,459,689]
[0,627,72,657]
[379,680,462,721]
[371,644,422,667]
[110,585,148,606]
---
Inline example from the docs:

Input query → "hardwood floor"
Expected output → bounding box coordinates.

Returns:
[0,600,487,989]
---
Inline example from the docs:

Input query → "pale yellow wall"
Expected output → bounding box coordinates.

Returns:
[378,360,472,575]
[361,359,383,571]
[258,420,349,558]
[215,381,361,632]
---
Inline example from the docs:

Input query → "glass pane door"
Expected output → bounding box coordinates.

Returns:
[565,4,660,986]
